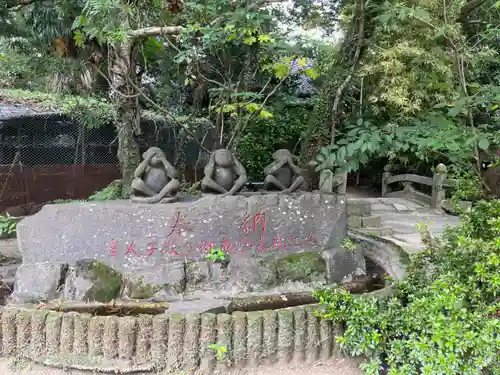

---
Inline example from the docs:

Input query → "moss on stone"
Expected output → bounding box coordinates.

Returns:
[80,261,122,302]
[275,252,326,283]
[127,277,162,299]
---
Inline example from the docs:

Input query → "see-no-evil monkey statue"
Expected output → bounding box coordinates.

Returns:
[130,147,180,203]
[201,149,248,196]
[263,149,304,194]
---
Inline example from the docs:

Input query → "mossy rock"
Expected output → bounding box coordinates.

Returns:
[123,276,163,299]
[275,252,326,283]
[67,260,122,302]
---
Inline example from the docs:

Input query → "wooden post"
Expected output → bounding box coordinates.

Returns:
[431,163,447,209]
[381,164,391,196]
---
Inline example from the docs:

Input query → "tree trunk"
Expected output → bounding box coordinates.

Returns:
[110,41,141,198]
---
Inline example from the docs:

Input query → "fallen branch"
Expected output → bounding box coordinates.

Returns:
[36,300,169,315]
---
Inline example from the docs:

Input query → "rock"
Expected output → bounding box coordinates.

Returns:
[0,262,21,285]
[225,256,278,292]
[11,262,66,303]
[275,252,326,283]
[121,261,186,300]
[16,193,351,299]
[185,260,230,292]
[62,260,122,302]
[322,247,366,283]
[185,260,211,290]
[17,193,347,265]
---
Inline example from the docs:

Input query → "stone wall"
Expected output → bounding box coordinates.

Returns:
[0,304,343,373]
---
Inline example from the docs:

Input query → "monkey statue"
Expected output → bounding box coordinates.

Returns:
[201,149,247,196]
[130,147,180,203]
[263,149,305,194]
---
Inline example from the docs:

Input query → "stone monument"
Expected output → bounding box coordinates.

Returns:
[13,193,364,307]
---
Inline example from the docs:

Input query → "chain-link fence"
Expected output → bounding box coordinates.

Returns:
[0,103,207,213]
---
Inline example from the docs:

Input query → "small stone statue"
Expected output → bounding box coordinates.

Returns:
[201,149,248,196]
[130,147,180,203]
[264,149,304,194]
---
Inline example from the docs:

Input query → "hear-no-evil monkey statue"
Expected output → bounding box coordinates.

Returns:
[130,147,180,203]
[263,149,304,194]
[201,149,248,196]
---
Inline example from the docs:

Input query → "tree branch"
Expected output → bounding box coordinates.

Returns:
[458,0,486,23]
[127,0,286,42]
[128,26,184,43]
[330,0,367,143]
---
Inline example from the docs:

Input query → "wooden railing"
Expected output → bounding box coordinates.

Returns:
[381,164,456,209]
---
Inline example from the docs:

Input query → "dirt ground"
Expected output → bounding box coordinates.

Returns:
[0,357,365,375]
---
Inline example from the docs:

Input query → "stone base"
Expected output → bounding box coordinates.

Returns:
[0,304,343,372]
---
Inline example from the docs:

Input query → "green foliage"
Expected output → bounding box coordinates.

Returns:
[88,180,123,201]
[207,343,228,362]
[315,200,500,374]
[450,171,484,200]
[238,98,313,179]
[312,115,500,175]
[341,237,357,253]
[206,247,227,263]
[0,214,18,237]
[0,89,114,129]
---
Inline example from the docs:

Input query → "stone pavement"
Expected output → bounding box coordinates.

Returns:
[347,196,460,254]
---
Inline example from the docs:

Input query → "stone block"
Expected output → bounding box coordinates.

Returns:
[347,201,371,217]
[11,262,66,303]
[362,215,381,228]
[16,193,350,300]
[361,227,393,237]
[348,216,362,228]
[322,247,365,283]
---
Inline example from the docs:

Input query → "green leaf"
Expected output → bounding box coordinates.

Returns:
[304,68,319,80]
[478,138,490,150]
[259,110,273,119]
[258,34,272,43]
[347,143,358,157]
[274,63,290,79]
[243,36,257,45]
[245,103,260,112]
[73,31,85,48]
[320,147,330,156]
[337,147,346,163]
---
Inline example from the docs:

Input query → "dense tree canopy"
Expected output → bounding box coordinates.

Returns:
[0,0,499,192]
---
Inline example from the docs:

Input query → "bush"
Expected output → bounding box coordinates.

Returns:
[237,98,312,179]
[315,199,500,375]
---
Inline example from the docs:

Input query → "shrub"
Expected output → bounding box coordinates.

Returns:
[0,214,17,237]
[315,199,500,375]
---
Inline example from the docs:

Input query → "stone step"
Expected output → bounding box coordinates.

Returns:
[346,200,372,217]
[348,215,382,229]
[358,227,393,237]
